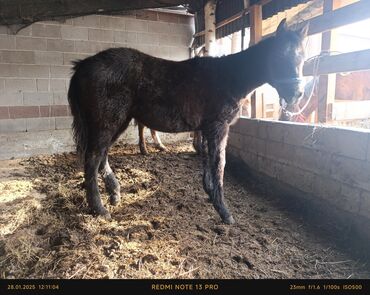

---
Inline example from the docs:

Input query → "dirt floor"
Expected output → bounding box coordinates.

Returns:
[0,141,370,279]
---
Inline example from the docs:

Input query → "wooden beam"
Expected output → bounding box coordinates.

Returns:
[0,0,194,26]
[249,4,263,118]
[303,0,370,36]
[303,49,370,76]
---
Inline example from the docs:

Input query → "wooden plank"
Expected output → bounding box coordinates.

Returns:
[303,0,370,36]
[249,4,263,118]
[303,49,370,76]
[317,0,337,123]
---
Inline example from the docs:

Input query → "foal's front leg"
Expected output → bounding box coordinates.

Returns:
[206,124,235,224]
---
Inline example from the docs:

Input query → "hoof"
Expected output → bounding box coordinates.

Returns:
[94,207,111,220]
[140,149,149,155]
[222,215,235,225]
[157,145,167,152]
[109,194,121,206]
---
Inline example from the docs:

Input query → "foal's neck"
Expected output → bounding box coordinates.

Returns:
[219,36,275,99]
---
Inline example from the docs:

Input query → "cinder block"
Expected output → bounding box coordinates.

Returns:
[1,51,35,64]
[114,31,137,43]
[50,79,67,91]
[359,191,370,219]
[266,121,288,143]
[0,118,26,133]
[74,40,102,53]
[276,163,314,193]
[0,64,19,77]
[47,39,75,52]
[313,127,368,160]
[137,32,159,45]
[16,26,32,36]
[0,92,23,106]
[158,12,179,24]
[0,35,15,49]
[32,24,61,38]
[293,146,331,175]
[135,10,158,21]
[158,34,180,46]
[312,175,341,203]
[16,36,47,51]
[63,53,89,65]
[257,154,279,178]
[50,66,72,78]
[227,133,243,150]
[53,92,68,105]
[265,141,296,165]
[36,79,49,91]
[240,149,259,170]
[0,106,9,119]
[35,51,63,65]
[26,117,55,131]
[18,65,49,78]
[126,19,148,32]
[100,16,125,30]
[0,25,9,34]
[328,154,365,188]
[178,15,193,25]
[55,116,72,129]
[282,122,318,147]
[0,79,5,91]
[238,118,258,137]
[9,106,39,118]
[148,22,171,34]
[243,135,267,155]
[73,15,100,27]
[5,78,36,92]
[170,24,193,35]
[337,184,361,214]
[23,92,53,106]
[88,29,113,42]
[61,26,88,40]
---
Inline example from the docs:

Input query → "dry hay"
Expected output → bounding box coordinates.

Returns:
[0,141,369,279]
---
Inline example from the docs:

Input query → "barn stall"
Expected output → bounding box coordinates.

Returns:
[0,0,370,279]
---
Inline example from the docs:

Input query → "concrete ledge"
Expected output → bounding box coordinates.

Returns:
[226,152,370,260]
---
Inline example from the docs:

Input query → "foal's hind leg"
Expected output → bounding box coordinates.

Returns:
[138,122,149,155]
[201,136,213,199]
[151,129,167,151]
[205,124,235,224]
[99,151,121,206]
[84,149,110,218]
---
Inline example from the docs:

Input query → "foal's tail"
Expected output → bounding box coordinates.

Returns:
[68,60,87,162]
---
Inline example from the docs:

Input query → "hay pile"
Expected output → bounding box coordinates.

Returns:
[0,141,369,279]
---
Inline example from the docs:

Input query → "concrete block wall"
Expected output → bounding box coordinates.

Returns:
[0,10,194,159]
[227,119,370,221]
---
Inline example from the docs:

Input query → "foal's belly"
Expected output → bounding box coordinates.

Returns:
[134,107,200,133]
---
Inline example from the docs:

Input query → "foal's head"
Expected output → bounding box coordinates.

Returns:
[268,19,309,106]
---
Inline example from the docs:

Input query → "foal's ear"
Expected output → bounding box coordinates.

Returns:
[295,22,309,39]
[276,19,288,35]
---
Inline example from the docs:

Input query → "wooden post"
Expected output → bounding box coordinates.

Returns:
[231,32,240,54]
[317,0,339,123]
[249,4,263,118]
[204,0,217,57]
